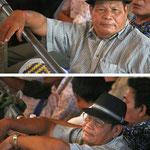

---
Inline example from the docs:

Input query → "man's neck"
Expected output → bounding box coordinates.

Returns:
[136,115,150,125]
[136,15,150,24]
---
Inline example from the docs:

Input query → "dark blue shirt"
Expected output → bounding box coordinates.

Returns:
[131,15,150,38]
[123,120,150,150]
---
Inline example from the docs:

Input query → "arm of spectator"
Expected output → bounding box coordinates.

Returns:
[57,0,73,23]
[0,10,47,44]
[0,77,24,91]
[0,77,52,99]
[0,135,70,150]
[0,117,81,142]
[58,10,74,23]
[73,2,91,23]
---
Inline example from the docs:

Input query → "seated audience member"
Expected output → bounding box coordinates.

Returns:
[123,77,150,150]
[0,93,131,150]
[130,0,150,38]
[51,77,107,121]
[0,0,150,73]
[58,0,91,23]
[0,77,80,120]
[0,77,107,121]
[68,77,117,124]
[22,77,80,120]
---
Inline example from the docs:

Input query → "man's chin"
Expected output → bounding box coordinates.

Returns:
[83,136,94,146]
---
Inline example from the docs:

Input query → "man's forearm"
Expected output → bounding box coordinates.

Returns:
[1,117,81,139]
[24,10,47,36]
[58,11,73,23]
[0,77,24,91]
[4,136,70,150]
[0,10,47,44]
[3,117,56,136]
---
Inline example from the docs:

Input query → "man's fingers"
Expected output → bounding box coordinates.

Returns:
[0,24,10,43]
[0,24,17,43]
[4,25,21,42]
[16,27,24,42]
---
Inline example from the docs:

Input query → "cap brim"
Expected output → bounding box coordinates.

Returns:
[83,107,128,125]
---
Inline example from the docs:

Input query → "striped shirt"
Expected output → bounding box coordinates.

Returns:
[46,19,150,73]
[53,125,131,150]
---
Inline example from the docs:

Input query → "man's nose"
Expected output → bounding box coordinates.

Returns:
[103,10,112,19]
[123,98,126,103]
[86,119,95,129]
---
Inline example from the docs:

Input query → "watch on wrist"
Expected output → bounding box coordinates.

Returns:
[13,134,20,150]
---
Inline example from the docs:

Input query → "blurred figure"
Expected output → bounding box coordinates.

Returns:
[123,77,150,150]
[130,0,150,37]
[58,0,91,23]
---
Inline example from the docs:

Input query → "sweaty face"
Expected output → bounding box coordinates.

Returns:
[130,0,150,16]
[123,88,141,126]
[91,1,128,39]
[82,115,114,146]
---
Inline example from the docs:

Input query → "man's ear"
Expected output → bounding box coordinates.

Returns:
[112,125,123,138]
[125,4,129,17]
[139,104,147,117]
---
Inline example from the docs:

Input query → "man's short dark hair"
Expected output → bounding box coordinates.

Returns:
[128,77,150,116]
[72,77,107,103]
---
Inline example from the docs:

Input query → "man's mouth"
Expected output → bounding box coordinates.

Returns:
[132,3,143,9]
[83,130,94,137]
[100,24,113,27]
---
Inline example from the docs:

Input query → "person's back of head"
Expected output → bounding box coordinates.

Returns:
[128,77,150,117]
[72,77,107,103]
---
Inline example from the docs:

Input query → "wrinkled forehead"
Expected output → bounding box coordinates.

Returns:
[85,114,105,122]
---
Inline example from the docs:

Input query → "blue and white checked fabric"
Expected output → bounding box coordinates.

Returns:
[53,125,131,150]
[46,19,150,73]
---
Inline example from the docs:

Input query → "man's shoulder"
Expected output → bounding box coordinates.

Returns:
[72,21,93,32]
[129,26,150,44]
[105,135,130,150]
[69,135,131,150]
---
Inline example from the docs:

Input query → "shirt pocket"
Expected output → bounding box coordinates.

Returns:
[97,61,126,73]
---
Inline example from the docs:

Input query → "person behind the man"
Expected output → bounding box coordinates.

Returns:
[130,0,150,38]
[0,77,107,120]
[0,93,131,150]
[121,77,150,150]
[0,0,150,73]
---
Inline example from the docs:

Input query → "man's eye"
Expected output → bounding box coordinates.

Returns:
[98,9,104,11]
[113,9,119,11]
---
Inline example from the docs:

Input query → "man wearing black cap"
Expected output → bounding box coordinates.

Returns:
[0,0,150,73]
[122,77,150,150]
[0,93,131,150]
